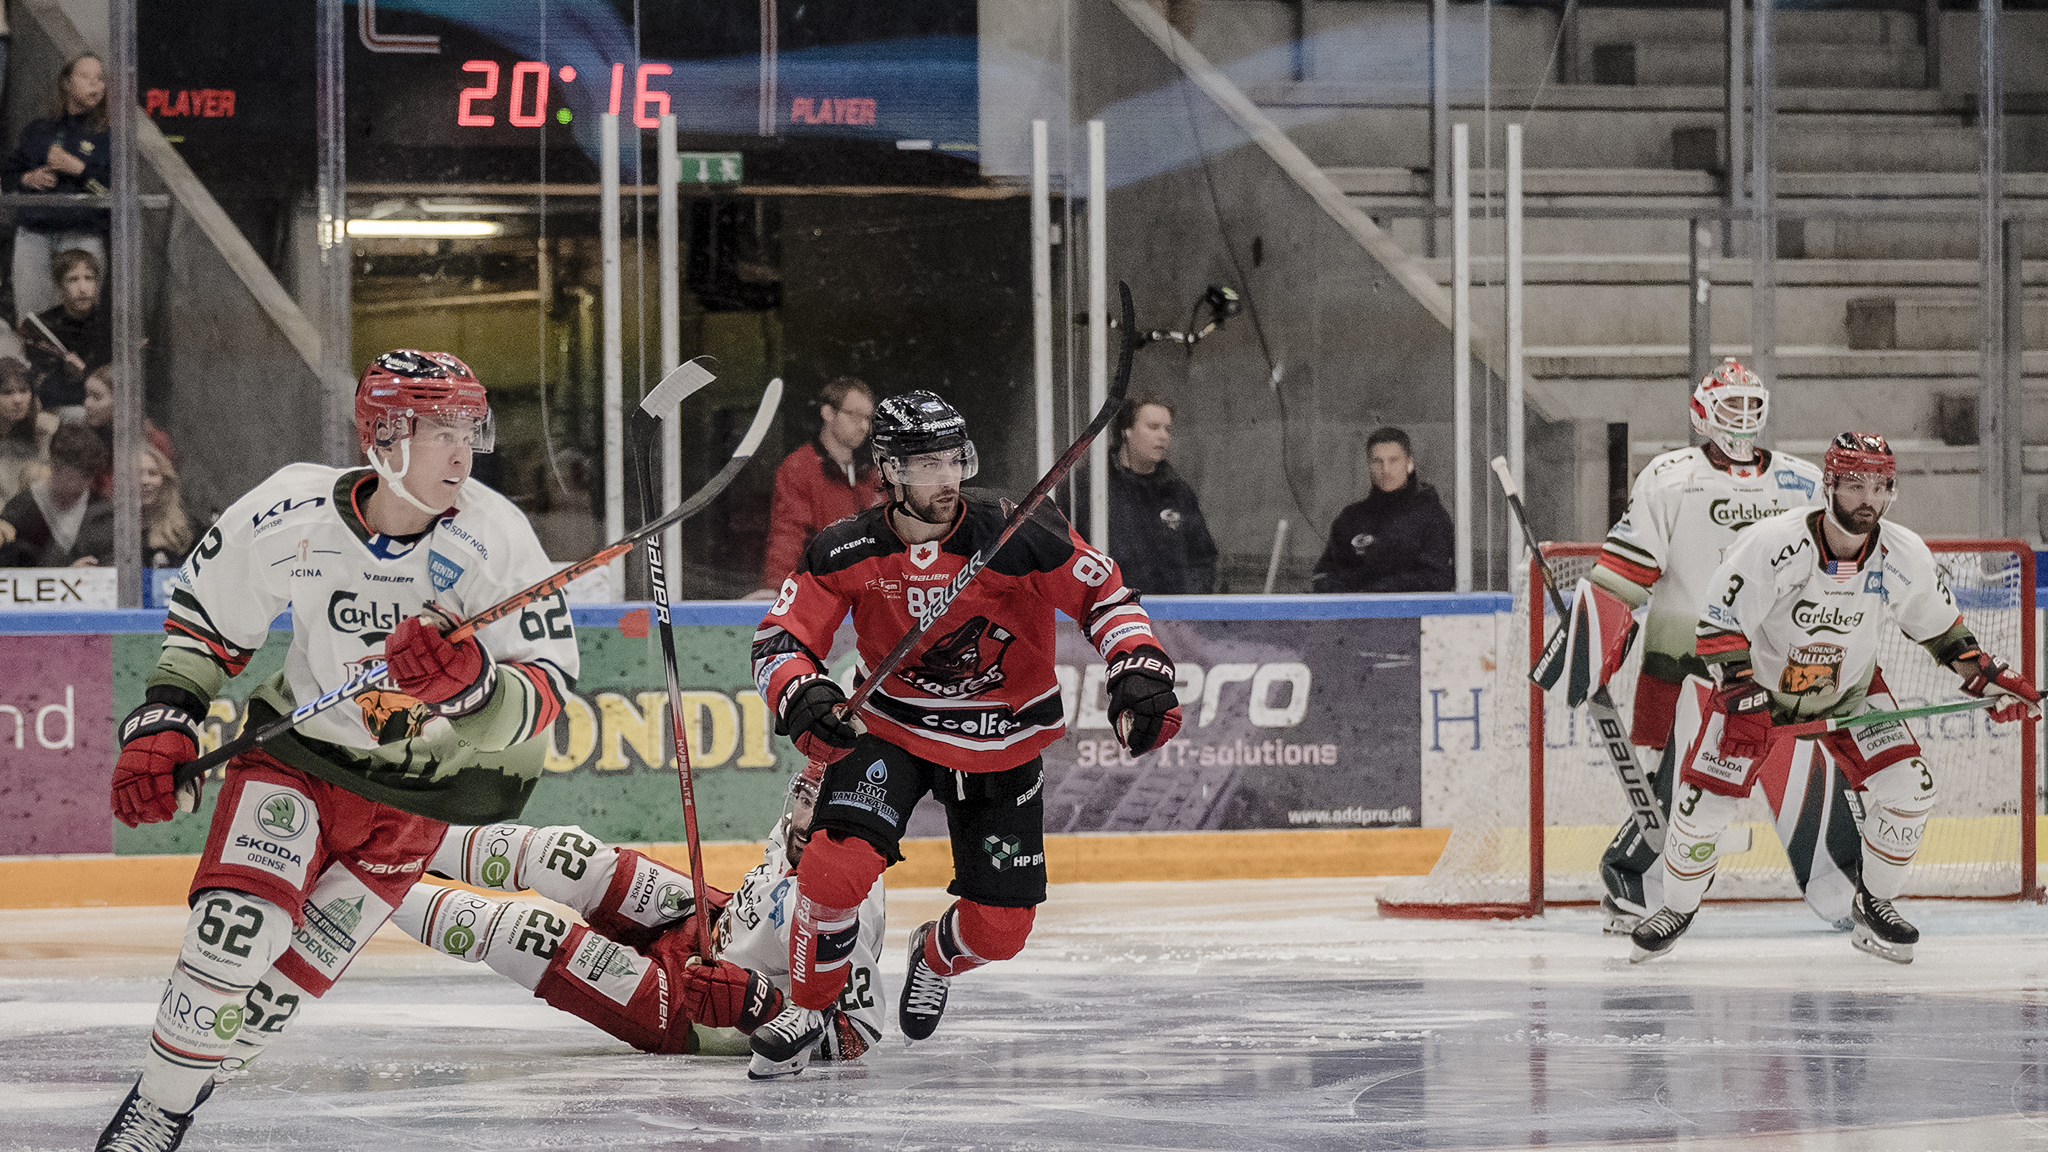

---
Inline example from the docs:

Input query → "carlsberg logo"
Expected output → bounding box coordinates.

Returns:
[1792,599,1864,634]
[1708,498,1779,529]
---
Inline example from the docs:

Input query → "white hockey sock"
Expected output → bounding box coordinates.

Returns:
[1858,758,1938,900]
[1658,786,1741,914]
[435,824,620,915]
[139,890,293,1113]
[396,884,567,990]
[214,968,314,1080]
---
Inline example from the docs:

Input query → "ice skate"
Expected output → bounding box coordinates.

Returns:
[1628,907,1695,963]
[747,1004,827,1080]
[96,1079,207,1152]
[1600,893,1645,935]
[899,920,952,1042]
[1850,887,1917,964]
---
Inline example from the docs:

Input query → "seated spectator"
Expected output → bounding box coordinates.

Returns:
[3,54,108,324]
[0,422,113,566]
[1313,426,1454,593]
[1107,393,1216,594]
[21,248,110,415]
[0,357,55,503]
[137,444,195,568]
[79,364,173,496]
[753,376,883,595]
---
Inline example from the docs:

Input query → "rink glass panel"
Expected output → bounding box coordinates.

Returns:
[1381,540,2038,913]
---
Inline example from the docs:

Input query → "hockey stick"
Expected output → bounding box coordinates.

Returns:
[629,357,729,958]
[1492,456,1666,851]
[23,310,71,359]
[172,371,783,796]
[1771,696,2000,742]
[835,280,1140,723]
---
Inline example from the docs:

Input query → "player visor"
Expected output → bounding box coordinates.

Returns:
[882,443,977,486]
[373,409,496,455]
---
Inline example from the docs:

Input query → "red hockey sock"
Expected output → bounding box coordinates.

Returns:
[925,900,1035,977]
[789,832,885,1010]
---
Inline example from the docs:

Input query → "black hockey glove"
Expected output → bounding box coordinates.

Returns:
[780,675,865,764]
[1106,646,1183,754]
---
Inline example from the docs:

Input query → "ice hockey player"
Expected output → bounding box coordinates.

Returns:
[747,390,1183,1078]
[1543,359,1851,932]
[388,761,885,1060]
[1629,432,2041,965]
[97,351,580,1152]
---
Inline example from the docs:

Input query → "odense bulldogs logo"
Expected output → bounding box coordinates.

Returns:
[346,657,434,742]
[1780,641,1845,696]
[904,615,1015,698]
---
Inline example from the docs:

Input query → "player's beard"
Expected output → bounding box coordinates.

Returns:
[1828,492,1885,535]
[899,484,960,525]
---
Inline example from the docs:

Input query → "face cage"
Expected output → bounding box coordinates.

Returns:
[371,408,497,455]
[880,441,978,487]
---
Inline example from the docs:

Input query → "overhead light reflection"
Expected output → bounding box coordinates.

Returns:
[346,219,504,238]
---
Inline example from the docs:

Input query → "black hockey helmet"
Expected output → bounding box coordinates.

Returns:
[871,390,978,485]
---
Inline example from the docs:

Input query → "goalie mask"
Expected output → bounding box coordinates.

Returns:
[1821,431,1896,536]
[355,349,494,515]
[871,390,978,487]
[1690,357,1769,462]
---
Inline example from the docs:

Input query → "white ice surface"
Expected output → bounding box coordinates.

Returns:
[7,879,2048,1150]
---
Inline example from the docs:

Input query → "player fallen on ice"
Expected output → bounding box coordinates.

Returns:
[746,391,1183,1078]
[1538,358,1850,932]
[96,351,583,1152]
[386,761,886,1060]
[1628,432,2040,965]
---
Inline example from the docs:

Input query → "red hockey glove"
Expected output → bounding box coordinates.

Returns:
[1107,646,1182,754]
[780,676,864,765]
[112,701,201,828]
[680,958,783,1032]
[1957,652,2043,723]
[385,604,497,717]
[1708,670,1774,761]
[1533,578,1639,707]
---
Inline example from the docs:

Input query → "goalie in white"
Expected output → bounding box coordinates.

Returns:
[1629,432,2041,965]
[1537,358,1843,930]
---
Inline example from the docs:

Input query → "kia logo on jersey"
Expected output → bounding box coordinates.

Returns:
[909,541,940,569]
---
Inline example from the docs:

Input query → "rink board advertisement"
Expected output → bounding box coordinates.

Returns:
[3,596,1501,856]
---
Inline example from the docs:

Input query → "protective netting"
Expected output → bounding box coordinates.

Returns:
[1381,540,2035,916]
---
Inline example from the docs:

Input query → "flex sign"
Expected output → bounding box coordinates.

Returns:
[0,567,117,608]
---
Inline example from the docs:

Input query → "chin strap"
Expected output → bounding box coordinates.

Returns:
[370,438,458,518]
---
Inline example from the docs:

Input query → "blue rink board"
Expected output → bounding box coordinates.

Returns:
[0,593,1516,635]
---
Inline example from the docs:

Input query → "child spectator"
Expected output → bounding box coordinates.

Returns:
[0,422,113,566]
[3,54,108,323]
[22,248,109,413]
[79,364,173,497]
[0,357,55,503]
[137,443,195,567]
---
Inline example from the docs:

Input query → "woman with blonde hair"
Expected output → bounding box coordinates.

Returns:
[0,356,55,503]
[137,443,194,567]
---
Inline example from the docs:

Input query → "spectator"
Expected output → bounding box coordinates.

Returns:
[3,53,109,323]
[1106,393,1216,594]
[753,376,883,595]
[1312,426,1454,593]
[22,248,109,414]
[137,443,195,567]
[0,357,55,503]
[79,364,173,496]
[0,422,113,566]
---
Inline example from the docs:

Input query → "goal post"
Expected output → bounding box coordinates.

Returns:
[1378,538,2038,919]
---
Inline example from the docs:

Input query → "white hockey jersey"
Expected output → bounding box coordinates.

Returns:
[156,464,578,823]
[1593,446,1824,682]
[1696,508,1966,721]
[716,817,887,1056]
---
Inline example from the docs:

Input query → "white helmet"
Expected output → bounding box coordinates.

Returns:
[1690,357,1769,461]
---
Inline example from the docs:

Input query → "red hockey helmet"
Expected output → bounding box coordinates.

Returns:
[1823,431,1895,486]
[354,349,494,456]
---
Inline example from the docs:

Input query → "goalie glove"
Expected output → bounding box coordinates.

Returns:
[1106,646,1182,754]
[1708,667,1774,761]
[1532,578,1639,707]
[1955,651,2043,723]
[112,697,203,827]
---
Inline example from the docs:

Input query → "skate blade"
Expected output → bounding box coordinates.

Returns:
[1850,928,1914,965]
[746,1053,809,1081]
[1628,940,1676,964]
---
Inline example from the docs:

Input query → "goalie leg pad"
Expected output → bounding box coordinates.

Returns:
[535,923,692,1054]
[1534,578,1639,708]
[1855,756,1938,900]
[1658,785,1741,914]
[139,890,293,1113]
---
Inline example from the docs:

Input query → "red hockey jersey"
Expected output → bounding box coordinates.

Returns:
[752,492,1161,771]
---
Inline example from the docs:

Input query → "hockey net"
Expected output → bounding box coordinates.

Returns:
[1379,539,2037,918]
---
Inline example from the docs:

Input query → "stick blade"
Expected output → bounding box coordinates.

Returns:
[639,356,718,419]
[732,377,783,460]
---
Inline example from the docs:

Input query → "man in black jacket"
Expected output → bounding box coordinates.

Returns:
[1313,426,1454,593]
[1107,394,1216,594]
